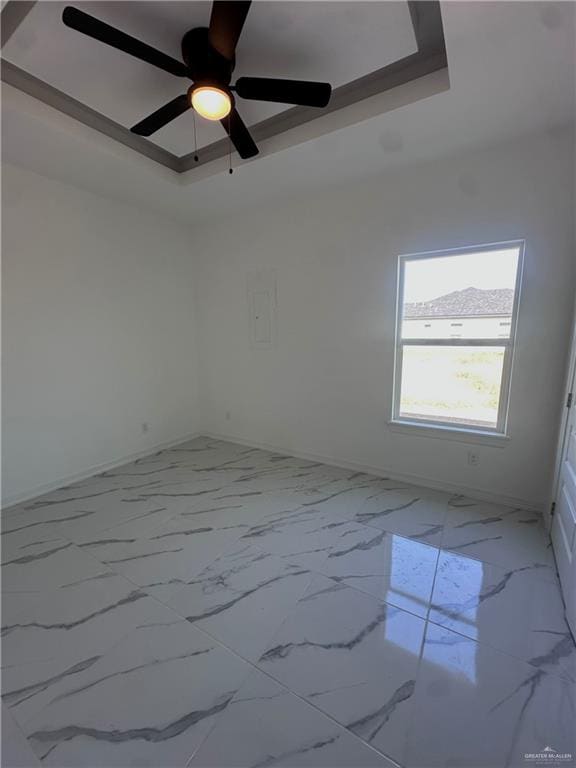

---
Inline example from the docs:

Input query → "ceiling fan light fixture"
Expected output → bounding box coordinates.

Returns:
[191,85,231,121]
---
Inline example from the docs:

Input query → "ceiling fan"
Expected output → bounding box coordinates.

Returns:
[62,2,333,160]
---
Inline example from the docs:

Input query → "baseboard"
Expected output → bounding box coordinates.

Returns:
[1,431,201,510]
[3,428,542,513]
[203,430,544,513]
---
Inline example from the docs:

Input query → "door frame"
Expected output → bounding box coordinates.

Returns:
[548,313,576,532]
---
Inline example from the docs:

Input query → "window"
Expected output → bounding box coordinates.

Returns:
[393,241,523,434]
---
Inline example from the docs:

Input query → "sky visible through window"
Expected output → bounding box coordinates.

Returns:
[403,248,519,304]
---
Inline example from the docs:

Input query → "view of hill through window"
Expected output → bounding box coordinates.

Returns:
[397,246,521,430]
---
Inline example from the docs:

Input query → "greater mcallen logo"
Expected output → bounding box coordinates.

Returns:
[524,747,573,763]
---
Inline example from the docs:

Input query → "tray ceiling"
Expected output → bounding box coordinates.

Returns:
[2,1,419,158]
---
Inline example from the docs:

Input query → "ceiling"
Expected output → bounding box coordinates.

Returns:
[2,2,575,224]
[2,1,417,156]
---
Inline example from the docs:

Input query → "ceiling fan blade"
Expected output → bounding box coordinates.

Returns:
[131,95,190,136]
[235,77,332,107]
[221,108,258,159]
[62,7,188,78]
[208,1,251,61]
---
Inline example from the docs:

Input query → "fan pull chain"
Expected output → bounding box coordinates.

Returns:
[192,109,199,162]
[228,114,233,175]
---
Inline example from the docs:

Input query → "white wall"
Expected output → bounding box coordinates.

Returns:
[193,129,575,509]
[2,164,199,505]
[3,129,573,510]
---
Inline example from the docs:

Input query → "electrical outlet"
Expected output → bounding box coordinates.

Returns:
[141,422,149,434]
[467,451,480,466]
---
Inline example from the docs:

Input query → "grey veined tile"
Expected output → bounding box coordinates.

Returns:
[23,620,251,767]
[1,573,182,726]
[161,439,266,473]
[172,483,296,531]
[354,485,450,547]
[293,474,409,522]
[1,517,64,564]
[402,623,575,768]
[429,550,576,682]
[228,457,354,494]
[14,486,168,541]
[67,458,186,493]
[1,704,41,767]
[119,475,261,516]
[257,575,426,766]
[317,527,439,618]
[167,542,314,661]
[238,505,359,570]
[73,513,242,602]
[189,669,397,768]
[4,437,572,768]
[1,538,110,593]
[68,503,176,547]
[441,497,556,577]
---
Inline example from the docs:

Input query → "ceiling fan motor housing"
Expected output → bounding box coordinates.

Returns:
[181,27,234,87]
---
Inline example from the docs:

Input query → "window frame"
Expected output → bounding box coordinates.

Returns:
[392,240,525,437]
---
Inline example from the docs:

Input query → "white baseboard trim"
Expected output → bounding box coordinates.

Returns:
[203,430,543,513]
[1,431,201,510]
[3,428,542,513]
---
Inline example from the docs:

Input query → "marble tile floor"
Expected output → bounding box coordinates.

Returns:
[1,437,574,768]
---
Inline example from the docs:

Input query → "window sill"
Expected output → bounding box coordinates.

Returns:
[388,419,510,447]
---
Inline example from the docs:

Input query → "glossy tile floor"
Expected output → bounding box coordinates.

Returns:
[2,437,575,768]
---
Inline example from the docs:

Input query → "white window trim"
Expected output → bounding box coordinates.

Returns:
[391,240,525,438]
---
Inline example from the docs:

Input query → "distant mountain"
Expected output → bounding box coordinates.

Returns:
[404,287,514,319]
